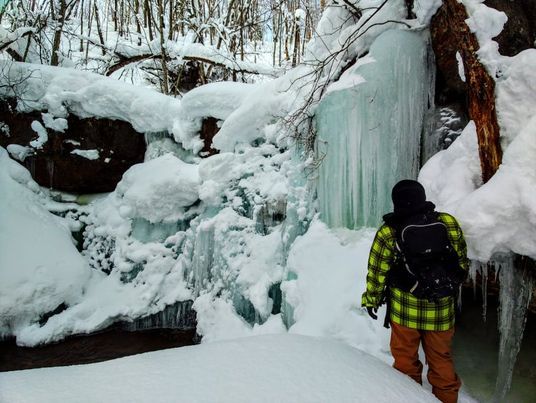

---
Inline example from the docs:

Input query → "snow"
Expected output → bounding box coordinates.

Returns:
[0,121,10,136]
[29,120,47,149]
[496,50,536,144]
[188,216,390,360]
[460,0,508,77]
[324,57,372,94]
[0,9,530,403]
[5,153,196,345]
[42,112,68,132]
[420,42,536,262]
[71,149,99,160]
[295,8,306,21]
[167,40,279,77]
[6,143,32,161]
[210,74,295,151]
[456,51,466,82]
[180,81,254,121]
[0,147,91,338]
[0,61,202,153]
[464,3,506,42]
[0,334,439,403]
[116,153,200,223]
[413,0,443,25]
[284,219,391,358]
[419,122,481,210]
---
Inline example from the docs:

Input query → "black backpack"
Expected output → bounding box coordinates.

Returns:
[388,211,466,302]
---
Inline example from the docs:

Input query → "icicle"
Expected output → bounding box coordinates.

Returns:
[481,263,488,322]
[493,254,534,402]
[123,300,196,331]
[457,284,463,311]
[468,260,479,299]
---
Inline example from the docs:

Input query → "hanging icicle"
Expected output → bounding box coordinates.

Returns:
[493,254,534,401]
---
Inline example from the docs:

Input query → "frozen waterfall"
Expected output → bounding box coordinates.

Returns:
[315,29,434,228]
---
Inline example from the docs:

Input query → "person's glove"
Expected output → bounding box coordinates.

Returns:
[366,307,378,320]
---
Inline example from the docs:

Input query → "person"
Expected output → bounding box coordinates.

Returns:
[361,179,468,403]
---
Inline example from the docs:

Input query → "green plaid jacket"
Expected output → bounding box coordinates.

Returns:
[361,212,469,331]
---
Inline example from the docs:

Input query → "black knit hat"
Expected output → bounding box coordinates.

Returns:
[391,179,427,216]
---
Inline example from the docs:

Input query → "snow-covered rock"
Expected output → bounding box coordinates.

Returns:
[116,153,200,223]
[0,147,91,338]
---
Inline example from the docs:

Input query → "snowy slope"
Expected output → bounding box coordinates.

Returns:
[0,148,91,337]
[0,334,438,403]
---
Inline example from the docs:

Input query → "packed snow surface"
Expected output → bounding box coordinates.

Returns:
[0,334,439,403]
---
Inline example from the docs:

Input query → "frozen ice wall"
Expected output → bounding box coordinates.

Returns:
[315,29,433,229]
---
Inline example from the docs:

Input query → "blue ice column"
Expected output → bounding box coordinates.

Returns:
[315,29,434,229]
[280,147,315,327]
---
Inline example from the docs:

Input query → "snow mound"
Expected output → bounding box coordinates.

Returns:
[0,147,90,337]
[284,219,391,358]
[116,153,200,223]
[180,81,254,121]
[0,334,438,403]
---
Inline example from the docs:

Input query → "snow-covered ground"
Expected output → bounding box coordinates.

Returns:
[0,0,534,401]
[0,334,440,403]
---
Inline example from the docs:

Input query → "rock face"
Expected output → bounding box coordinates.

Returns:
[486,0,536,57]
[199,117,220,157]
[431,0,503,183]
[0,99,146,193]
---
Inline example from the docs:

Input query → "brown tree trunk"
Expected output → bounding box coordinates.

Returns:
[51,0,67,66]
[431,0,502,183]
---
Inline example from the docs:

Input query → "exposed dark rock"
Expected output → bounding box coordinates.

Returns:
[199,116,220,157]
[431,0,536,107]
[0,98,146,193]
[485,0,536,57]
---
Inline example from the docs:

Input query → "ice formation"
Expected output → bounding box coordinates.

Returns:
[494,255,534,401]
[316,29,433,228]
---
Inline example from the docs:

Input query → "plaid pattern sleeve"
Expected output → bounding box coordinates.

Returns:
[361,224,396,308]
[362,212,469,331]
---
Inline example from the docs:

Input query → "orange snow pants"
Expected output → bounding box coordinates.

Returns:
[390,322,462,403]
